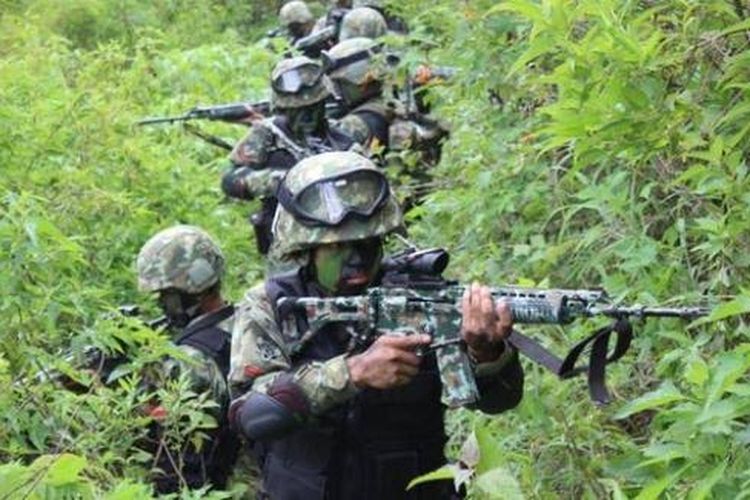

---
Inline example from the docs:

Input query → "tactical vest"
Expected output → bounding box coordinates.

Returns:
[175,304,235,377]
[156,305,239,493]
[259,271,455,500]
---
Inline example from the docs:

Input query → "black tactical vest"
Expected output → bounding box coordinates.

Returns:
[260,271,455,500]
[153,305,240,493]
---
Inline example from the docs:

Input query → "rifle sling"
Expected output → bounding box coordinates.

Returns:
[182,123,234,151]
[508,318,633,404]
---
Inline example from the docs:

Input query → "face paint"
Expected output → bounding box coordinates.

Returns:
[157,289,202,328]
[313,239,383,294]
[287,22,310,40]
[286,101,325,138]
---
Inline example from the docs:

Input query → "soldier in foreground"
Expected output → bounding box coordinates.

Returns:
[221,56,353,256]
[227,152,523,499]
[136,225,238,493]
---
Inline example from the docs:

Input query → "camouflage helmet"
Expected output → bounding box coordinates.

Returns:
[272,152,403,257]
[326,37,385,85]
[271,56,331,109]
[279,1,314,27]
[339,7,387,41]
[137,225,224,295]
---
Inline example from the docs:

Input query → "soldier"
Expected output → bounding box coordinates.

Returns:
[221,56,354,255]
[326,37,449,206]
[338,6,388,41]
[278,1,316,43]
[325,37,394,151]
[136,225,238,493]
[227,152,524,499]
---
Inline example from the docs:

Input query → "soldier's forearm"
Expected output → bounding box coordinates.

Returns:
[471,350,524,415]
[230,356,360,441]
[293,354,360,414]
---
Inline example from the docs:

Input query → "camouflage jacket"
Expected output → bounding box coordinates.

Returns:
[228,270,523,416]
[150,306,239,493]
[221,116,354,201]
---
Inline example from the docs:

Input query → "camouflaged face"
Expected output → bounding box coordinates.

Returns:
[271,57,332,109]
[339,7,387,41]
[327,37,383,85]
[279,1,314,26]
[272,152,404,256]
[137,225,224,294]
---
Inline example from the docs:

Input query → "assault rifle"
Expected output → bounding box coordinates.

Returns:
[136,101,272,126]
[294,25,337,56]
[277,248,710,407]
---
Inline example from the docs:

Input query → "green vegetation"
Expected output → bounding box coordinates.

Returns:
[2,0,750,497]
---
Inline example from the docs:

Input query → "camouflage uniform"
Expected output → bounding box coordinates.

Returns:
[228,153,524,499]
[221,57,354,256]
[326,37,398,154]
[326,37,448,208]
[137,225,238,493]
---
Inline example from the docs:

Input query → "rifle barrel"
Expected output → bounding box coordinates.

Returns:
[590,305,710,319]
[136,115,190,126]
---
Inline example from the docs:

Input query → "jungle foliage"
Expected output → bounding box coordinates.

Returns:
[1,0,749,498]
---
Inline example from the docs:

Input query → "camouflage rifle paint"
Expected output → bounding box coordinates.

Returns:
[280,285,709,407]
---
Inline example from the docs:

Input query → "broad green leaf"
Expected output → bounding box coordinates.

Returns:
[475,422,505,474]
[705,352,750,404]
[474,467,525,500]
[615,381,686,419]
[635,466,689,500]
[43,453,87,486]
[684,355,709,388]
[687,461,727,500]
[407,464,459,491]
[690,295,750,327]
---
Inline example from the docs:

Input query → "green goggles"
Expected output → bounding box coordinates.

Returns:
[272,63,325,94]
[277,169,390,227]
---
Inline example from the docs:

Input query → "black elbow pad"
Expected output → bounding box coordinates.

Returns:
[221,165,251,199]
[234,391,301,441]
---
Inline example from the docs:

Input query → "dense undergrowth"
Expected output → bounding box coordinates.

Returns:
[2,0,750,498]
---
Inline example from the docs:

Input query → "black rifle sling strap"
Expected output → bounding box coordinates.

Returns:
[182,123,234,151]
[507,318,633,404]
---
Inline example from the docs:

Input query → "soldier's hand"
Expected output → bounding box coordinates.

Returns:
[461,282,512,363]
[346,334,431,389]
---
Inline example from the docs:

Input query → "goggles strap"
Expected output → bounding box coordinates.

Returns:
[325,43,384,73]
